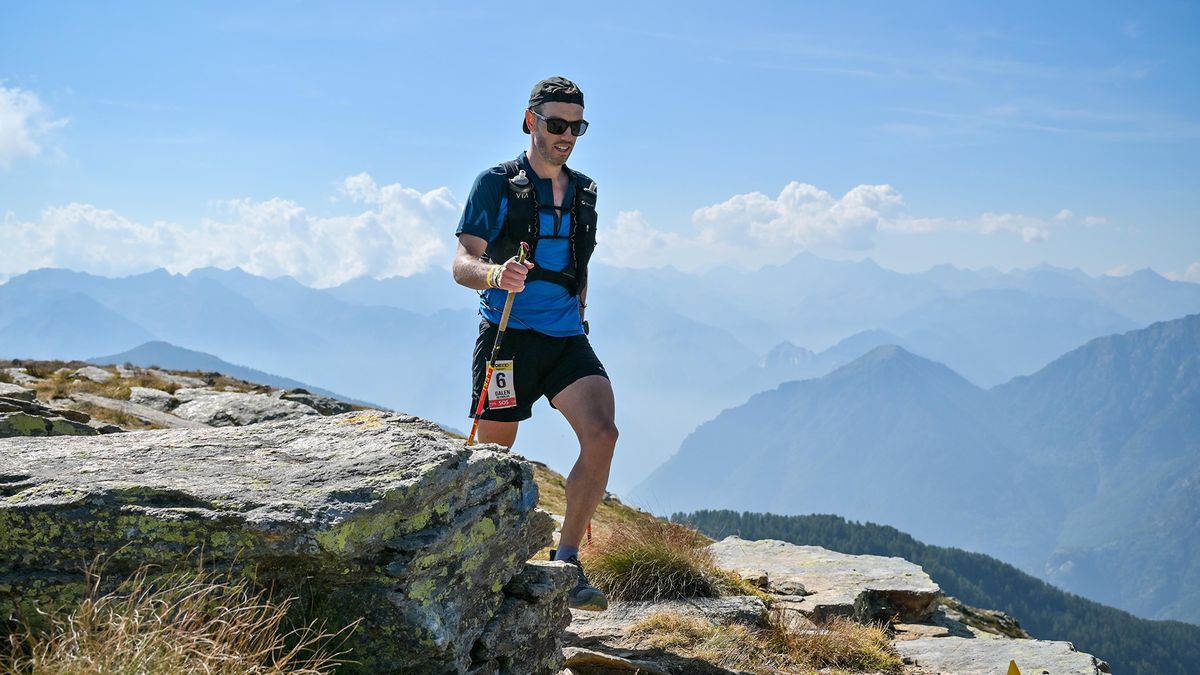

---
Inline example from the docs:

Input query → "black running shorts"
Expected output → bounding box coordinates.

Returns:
[470,319,608,422]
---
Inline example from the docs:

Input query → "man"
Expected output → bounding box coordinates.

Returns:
[452,76,616,611]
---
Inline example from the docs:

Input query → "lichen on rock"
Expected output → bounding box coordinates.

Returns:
[0,411,568,674]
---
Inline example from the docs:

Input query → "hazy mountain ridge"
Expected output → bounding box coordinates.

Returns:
[635,314,1200,625]
[2,255,1197,495]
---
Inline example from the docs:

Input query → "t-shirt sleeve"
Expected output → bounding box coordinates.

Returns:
[456,167,507,241]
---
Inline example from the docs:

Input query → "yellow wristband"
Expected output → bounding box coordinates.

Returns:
[487,265,502,289]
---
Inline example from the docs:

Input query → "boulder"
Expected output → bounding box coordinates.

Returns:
[72,366,115,383]
[0,412,98,437]
[128,386,178,412]
[2,368,39,385]
[0,396,96,437]
[172,391,319,426]
[707,537,940,622]
[895,636,1110,674]
[147,369,207,388]
[0,383,36,402]
[280,388,355,416]
[469,560,576,674]
[0,412,566,674]
[70,392,207,429]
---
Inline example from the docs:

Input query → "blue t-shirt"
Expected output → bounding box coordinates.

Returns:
[456,152,588,337]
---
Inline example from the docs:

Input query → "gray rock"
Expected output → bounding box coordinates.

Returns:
[128,386,178,412]
[173,386,218,402]
[469,560,575,675]
[2,368,39,385]
[895,636,1110,674]
[0,412,98,437]
[147,369,207,388]
[115,364,144,377]
[172,391,319,426]
[707,537,940,622]
[71,392,208,429]
[0,396,96,437]
[73,366,115,383]
[280,389,354,416]
[0,382,36,402]
[567,596,767,643]
[0,411,564,674]
[562,647,670,674]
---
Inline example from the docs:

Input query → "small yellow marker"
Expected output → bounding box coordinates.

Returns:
[1008,660,1022,675]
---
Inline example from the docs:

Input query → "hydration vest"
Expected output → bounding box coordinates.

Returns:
[482,157,597,296]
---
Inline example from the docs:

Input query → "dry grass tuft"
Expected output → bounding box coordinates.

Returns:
[582,519,755,601]
[627,607,902,674]
[2,558,355,675]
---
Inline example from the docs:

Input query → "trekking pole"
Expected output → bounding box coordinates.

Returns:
[467,242,530,446]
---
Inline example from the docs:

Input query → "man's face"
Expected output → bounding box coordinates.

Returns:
[526,101,584,167]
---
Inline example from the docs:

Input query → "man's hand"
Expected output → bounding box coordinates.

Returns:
[491,256,536,292]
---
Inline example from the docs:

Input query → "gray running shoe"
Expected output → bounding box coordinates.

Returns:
[558,554,608,611]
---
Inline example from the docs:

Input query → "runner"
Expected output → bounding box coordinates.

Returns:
[452,76,615,611]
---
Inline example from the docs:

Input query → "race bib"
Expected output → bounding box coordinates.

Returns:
[487,360,516,409]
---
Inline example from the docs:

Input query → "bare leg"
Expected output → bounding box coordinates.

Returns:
[550,375,618,550]
[476,419,518,448]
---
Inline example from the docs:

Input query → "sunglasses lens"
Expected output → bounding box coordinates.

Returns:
[573,120,588,136]
[545,119,568,134]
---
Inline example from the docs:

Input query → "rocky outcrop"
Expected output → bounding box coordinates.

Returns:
[278,388,354,416]
[72,365,115,383]
[896,636,1111,674]
[0,412,569,674]
[127,385,177,412]
[0,394,105,437]
[171,391,320,426]
[70,392,208,429]
[0,383,36,401]
[708,536,941,622]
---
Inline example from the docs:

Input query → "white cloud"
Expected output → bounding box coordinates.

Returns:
[1084,215,1107,226]
[691,182,900,251]
[1055,209,1074,221]
[0,85,67,169]
[600,182,1060,270]
[0,174,459,287]
[1167,262,1200,283]
[1105,264,1134,277]
[978,212,1050,243]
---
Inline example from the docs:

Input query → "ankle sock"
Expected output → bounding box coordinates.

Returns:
[554,545,579,562]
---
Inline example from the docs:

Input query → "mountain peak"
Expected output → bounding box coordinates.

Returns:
[759,341,816,369]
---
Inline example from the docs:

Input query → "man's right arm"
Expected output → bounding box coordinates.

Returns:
[453,234,534,292]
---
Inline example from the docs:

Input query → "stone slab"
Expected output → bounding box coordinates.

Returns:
[707,536,940,622]
[71,392,208,429]
[895,636,1110,674]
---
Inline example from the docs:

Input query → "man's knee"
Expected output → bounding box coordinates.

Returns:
[586,420,618,454]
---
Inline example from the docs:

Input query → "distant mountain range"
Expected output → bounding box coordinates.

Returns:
[634,313,1200,625]
[90,341,381,408]
[1,255,1197,495]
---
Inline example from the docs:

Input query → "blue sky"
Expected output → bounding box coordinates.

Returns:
[2,1,1197,285]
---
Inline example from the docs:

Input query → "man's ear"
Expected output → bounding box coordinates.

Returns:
[524,109,536,131]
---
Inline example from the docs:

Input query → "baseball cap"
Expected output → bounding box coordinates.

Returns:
[522,76,585,133]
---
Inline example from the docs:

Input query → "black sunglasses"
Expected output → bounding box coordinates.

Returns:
[529,109,589,136]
